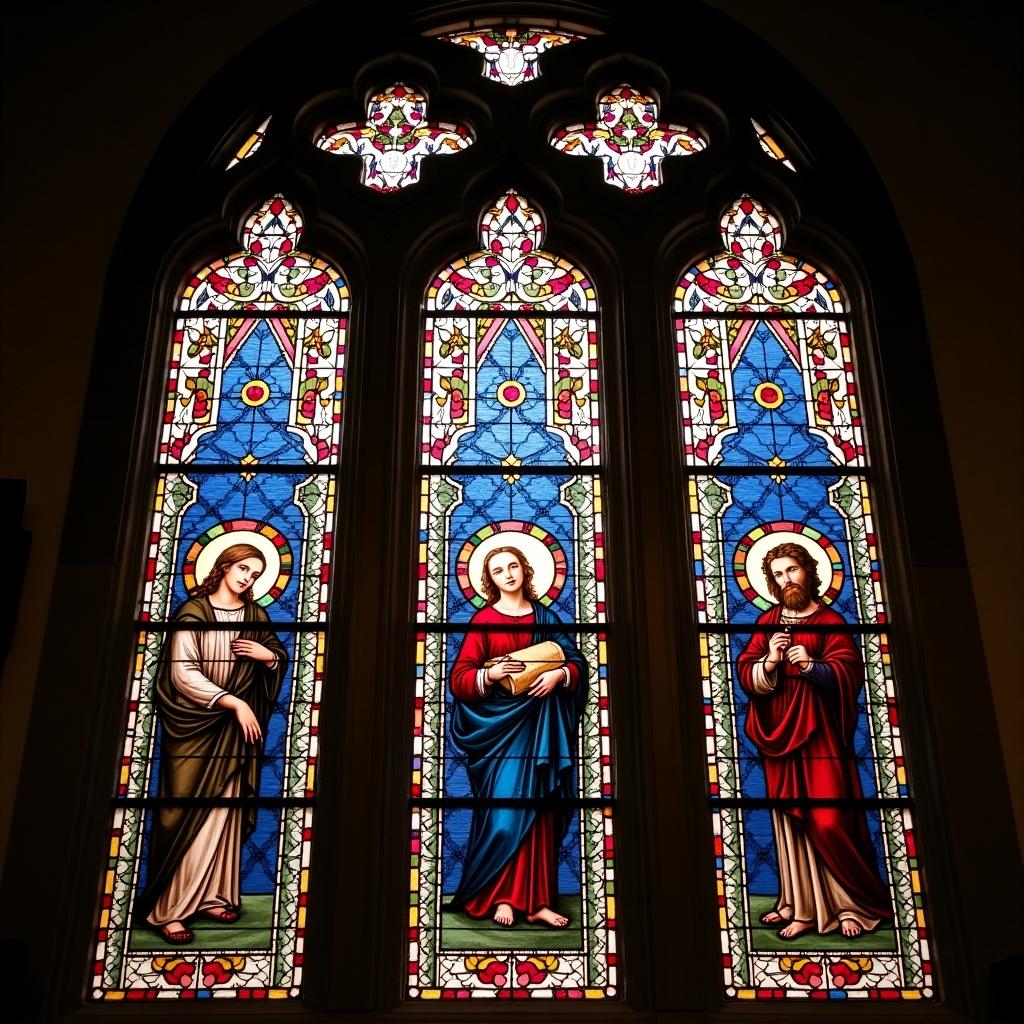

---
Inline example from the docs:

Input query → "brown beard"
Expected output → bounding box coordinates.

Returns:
[780,583,812,611]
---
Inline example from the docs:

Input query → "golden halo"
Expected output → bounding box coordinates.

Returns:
[466,530,558,601]
[742,531,836,606]
[192,529,282,603]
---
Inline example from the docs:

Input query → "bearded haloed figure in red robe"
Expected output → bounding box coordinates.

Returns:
[737,542,892,940]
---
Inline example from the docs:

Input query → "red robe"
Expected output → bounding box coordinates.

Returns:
[450,606,582,917]
[737,605,891,920]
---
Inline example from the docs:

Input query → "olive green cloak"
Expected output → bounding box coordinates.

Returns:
[137,597,287,922]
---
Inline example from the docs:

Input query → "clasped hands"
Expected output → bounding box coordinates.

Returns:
[765,631,812,672]
[485,658,565,698]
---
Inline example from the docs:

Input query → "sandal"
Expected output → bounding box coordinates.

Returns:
[200,905,240,923]
[159,924,194,943]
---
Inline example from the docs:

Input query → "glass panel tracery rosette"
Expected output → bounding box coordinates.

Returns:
[315,83,472,192]
[439,28,582,87]
[91,195,346,1001]
[410,190,616,999]
[551,85,706,193]
[676,196,933,1001]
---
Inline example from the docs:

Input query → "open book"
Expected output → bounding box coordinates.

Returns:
[484,640,565,695]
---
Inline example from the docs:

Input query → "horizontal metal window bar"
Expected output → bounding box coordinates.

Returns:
[676,311,850,322]
[113,796,315,809]
[134,620,326,633]
[709,796,911,810]
[700,621,890,635]
[684,464,871,477]
[166,310,347,320]
[425,310,600,321]
[412,797,614,810]
[419,464,601,476]
[151,462,337,474]
[417,621,608,634]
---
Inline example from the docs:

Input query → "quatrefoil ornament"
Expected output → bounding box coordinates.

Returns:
[551,85,705,192]
[316,83,472,192]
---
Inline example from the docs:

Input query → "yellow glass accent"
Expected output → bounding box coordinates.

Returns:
[100,909,110,928]
[421,989,442,999]
[911,869,922,892]
[105,991,126,1001]
[300,868,309,892]
[306,765,316,790]
[105,870,115,893]
[699,636,709,656]
[917,909,927,928]
[410,868,419,890]
[268,988,289,999]
[417,640,425,662]
[607,896,616,919]
[585,988,604,999]
[737,989,756,999]
[709,765,718,783]
[316,655,324,674]
[409,907,418,926]
[897,766,907,785]
[297,907,306,929]
[719,908,727,928]
[902,990,922,1000]
[412,770,421,787]
[119,765,129,786]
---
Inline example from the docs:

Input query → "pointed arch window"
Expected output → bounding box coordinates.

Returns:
[90,196,347,1000]
[676,196,932,1000]
[408,190,617,998]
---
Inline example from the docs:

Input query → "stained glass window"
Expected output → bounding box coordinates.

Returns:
[409,190,616,998]
[226,115,272,170]
[441,28,582,86]
[551,85,705,192]
[315,83,472,192]
[751,118,796,172]
[676,196,932,1000]
[90,195,346,1000]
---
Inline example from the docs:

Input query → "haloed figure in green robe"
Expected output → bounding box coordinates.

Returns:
[138,543,287,943]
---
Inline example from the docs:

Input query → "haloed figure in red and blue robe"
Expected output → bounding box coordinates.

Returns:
[449,546,588,928]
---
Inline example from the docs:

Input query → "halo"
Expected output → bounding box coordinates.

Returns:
[182,519,293,607]
[456,520,567,608]
[733,521,844,610]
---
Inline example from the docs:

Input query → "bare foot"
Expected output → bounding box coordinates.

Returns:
[777,919,815,939]
[760,909,791,926]
[527,906,569,928]
[840,919,863,938]
[158,920,193,943]
[493,902,514,927]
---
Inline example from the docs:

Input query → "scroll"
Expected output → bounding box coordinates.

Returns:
[485,640,565,695]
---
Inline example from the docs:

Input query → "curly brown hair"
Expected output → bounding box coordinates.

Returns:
[761,541,822,602]
[190,543,266,603]
[480,545,539,605]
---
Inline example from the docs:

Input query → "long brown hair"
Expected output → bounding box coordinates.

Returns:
[761,541,822,602]
[480,545,538,605]
[190,543,266,603]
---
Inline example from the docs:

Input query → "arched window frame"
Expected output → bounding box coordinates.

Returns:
[2,2,1007,1015]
